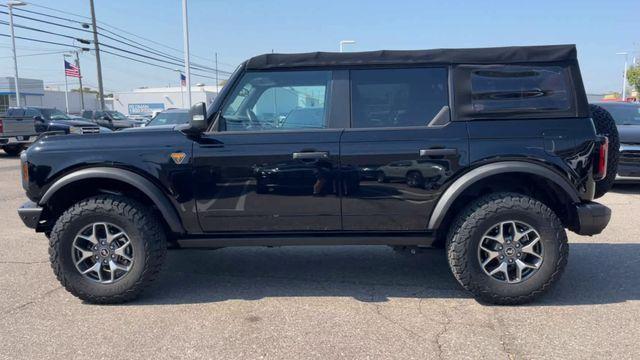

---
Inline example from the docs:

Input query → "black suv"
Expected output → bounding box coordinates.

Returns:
[18,45,614,304]
[6,107,101,135]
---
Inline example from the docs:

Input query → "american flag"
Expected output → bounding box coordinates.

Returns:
[180,73,186,86]
[64,60,80,78]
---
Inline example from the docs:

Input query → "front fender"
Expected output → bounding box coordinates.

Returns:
[39,167,185,234]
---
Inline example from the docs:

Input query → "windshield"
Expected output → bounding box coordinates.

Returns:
[41,108,71,120]
[598,103,640,125]
[106,111,128,120]
[147,112,189,126]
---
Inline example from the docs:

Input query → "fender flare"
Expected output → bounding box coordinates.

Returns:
[40,167,185,234]
[427,161,580,229]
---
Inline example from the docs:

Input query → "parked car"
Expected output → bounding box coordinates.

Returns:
[81,110,145,130]
[6,107,101,136]
[143,108,189,128]
[592,102,640,182]
[0,108,38,156]
[18,45,616,305]
[376,160,446,188]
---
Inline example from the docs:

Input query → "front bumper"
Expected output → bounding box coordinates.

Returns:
[18,201,43,229]
[573,201,611,236]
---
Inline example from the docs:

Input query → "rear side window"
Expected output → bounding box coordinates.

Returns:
[350,68,448,128]
[464,65,572,117]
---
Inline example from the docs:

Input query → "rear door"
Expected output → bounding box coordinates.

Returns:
[194,69,345,232]
[340,67,469,231]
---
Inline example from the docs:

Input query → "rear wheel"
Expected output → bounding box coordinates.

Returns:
[377,172,388,183]
[2,144,25,156]
[406,171,424,188]
[49,195,167,303]
[590,104,619,198]
[446,192,568,304]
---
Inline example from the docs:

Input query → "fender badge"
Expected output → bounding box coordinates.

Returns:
[170,152,187,164]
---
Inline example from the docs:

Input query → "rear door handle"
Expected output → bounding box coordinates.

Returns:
[419,148,458,157]
[292,151,329,160]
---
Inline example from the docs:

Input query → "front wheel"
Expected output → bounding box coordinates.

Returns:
[49,195,167,303]
[2,144,25,156]
[446,192,568,304]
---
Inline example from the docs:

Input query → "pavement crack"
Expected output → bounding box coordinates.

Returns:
[1,286,62,319]
[0,260,49,264]
[434,307,451,360]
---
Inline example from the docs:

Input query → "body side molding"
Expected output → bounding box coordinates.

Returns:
[427,161,580,229]
[39,167,185,234]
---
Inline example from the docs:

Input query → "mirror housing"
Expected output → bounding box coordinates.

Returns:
[187,102,208,134]
[33,115,44,122]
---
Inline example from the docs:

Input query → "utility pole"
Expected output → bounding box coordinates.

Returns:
[89,0,105,110]
[214,52,219,94]
[75,51,85,111]
[182,0,192,107]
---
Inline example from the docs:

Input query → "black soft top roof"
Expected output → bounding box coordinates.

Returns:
[246,44,577,70]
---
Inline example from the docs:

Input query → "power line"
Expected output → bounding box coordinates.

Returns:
[0,50,69,59]
[100,49,226,81]
[0,15,233,75]
[9,2,236,70]
[0,32,87,49]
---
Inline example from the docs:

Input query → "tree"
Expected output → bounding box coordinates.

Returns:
[627,65,640,93]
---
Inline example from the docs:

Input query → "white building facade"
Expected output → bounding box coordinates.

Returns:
[111,86,218,116]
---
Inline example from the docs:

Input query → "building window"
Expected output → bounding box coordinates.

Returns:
[0,95,9,114]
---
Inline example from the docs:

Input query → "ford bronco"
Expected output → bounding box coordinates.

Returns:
[18,45,616,304]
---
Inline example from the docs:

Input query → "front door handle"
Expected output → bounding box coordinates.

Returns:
[419,148,458,157]
[292,151,329,160]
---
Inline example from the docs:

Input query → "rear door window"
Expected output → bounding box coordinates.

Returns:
[465,65,573,117]
[350,68,448,128]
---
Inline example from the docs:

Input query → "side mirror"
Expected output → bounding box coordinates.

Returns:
[188,102,207,133]
[33,116,44,122]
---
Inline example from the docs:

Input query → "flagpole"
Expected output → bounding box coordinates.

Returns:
[63,56,69,114]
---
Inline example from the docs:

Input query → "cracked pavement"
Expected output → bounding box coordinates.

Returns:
[1,155,639,359]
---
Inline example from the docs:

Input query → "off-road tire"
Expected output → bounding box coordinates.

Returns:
[2,144,25,156]
[446,192,568,305]
[49,195,167,303]
[590,104,619,198]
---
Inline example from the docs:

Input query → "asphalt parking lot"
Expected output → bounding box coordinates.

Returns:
[1,154,638,360]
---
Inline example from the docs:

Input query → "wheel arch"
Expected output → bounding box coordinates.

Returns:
[428,161,580,230]
[39,167,185,234]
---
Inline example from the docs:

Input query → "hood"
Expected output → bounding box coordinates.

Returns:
[48,119,98,127]
[618,125,640,145]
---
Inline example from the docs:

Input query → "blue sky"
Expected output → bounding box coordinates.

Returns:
[0,0,637,93]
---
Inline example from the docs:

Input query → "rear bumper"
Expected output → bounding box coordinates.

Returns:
[0,135,38,145]
[573,201,611,236]
[17,201,43,229]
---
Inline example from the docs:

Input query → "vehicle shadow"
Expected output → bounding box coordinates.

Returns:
[127,242,640,307]
[610,183,640,194]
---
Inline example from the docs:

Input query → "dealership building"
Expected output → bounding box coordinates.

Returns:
[0,76,101,114]
[110,85,219,116]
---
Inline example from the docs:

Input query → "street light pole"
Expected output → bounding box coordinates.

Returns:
[617,52,629,101]
[339,40,356,52]
[181,0,192,107]
[8,1,26,107]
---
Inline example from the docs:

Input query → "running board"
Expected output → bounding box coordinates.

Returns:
[176,232,434,248]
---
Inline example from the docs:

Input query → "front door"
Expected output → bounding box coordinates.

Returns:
[194,69,343,232]
[340,67,469,231]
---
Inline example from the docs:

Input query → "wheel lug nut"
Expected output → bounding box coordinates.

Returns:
[499,255,505,260]
[515,244,520,248]
[101,241,106,245]
[508,259,514,263]
[517,253,522,257]
[498,246,503,250]
[111,254,115,258]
